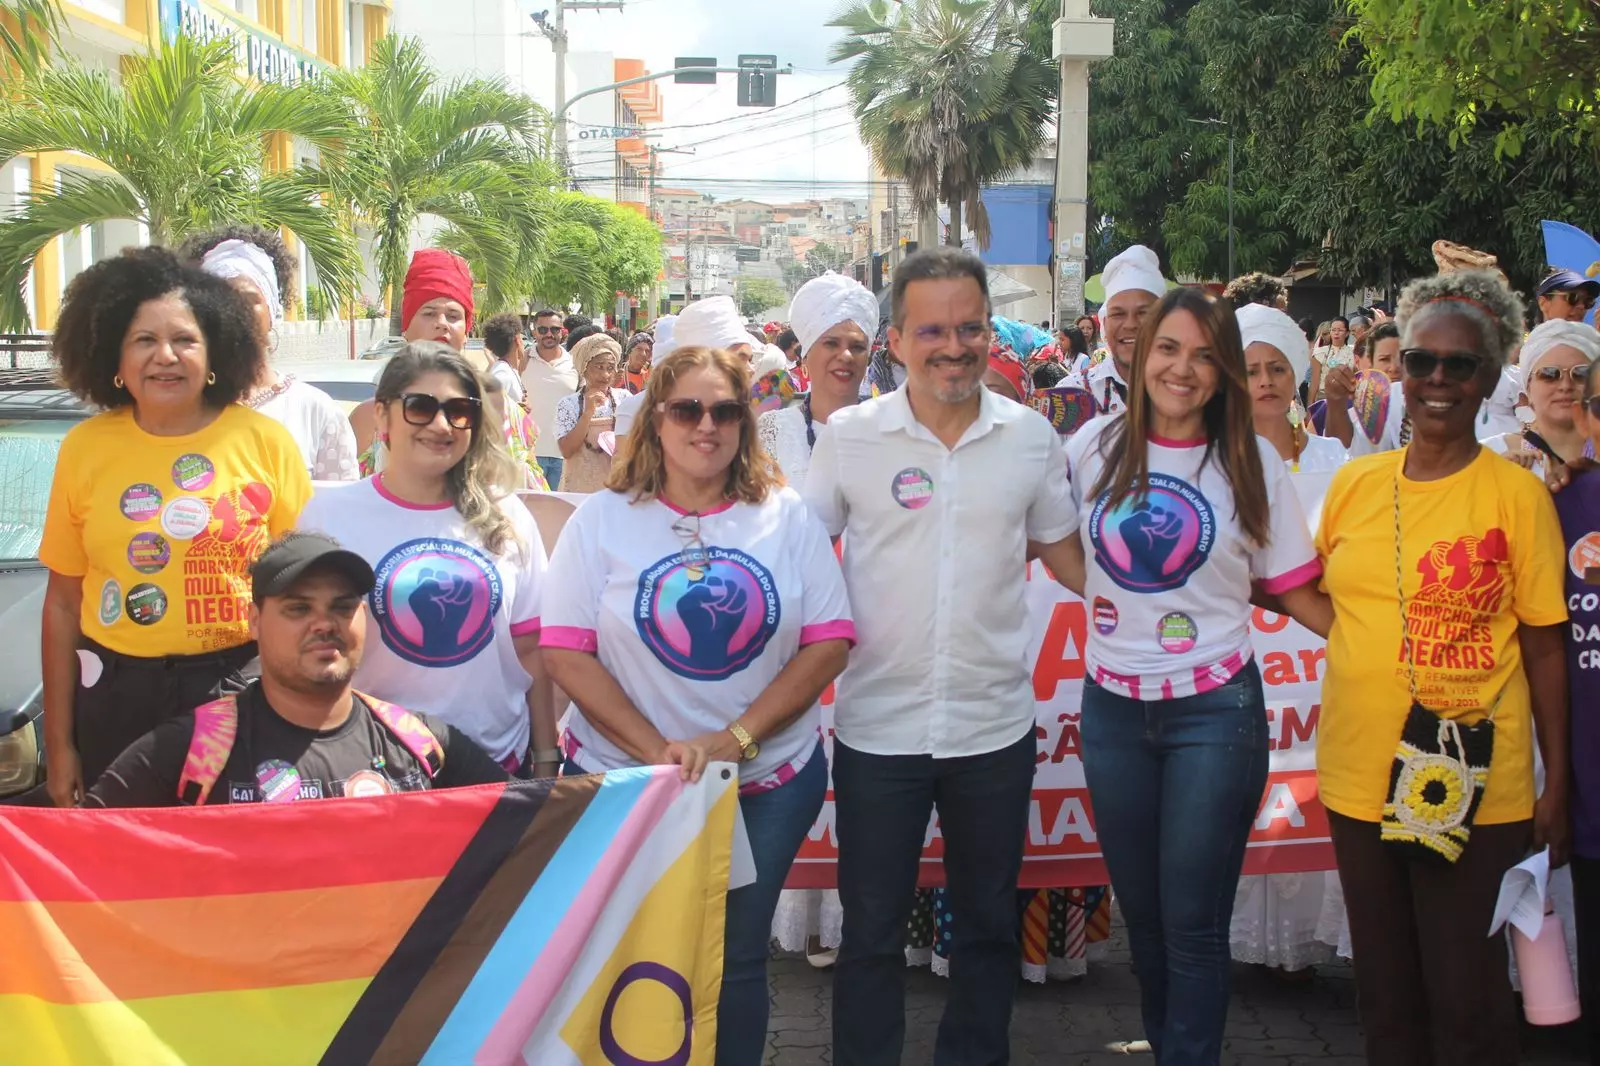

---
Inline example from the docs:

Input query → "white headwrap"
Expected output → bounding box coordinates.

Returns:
[1101,245,1165,304]
[1518,319,1600,376]
[788,271,879,356]
[199,239,282,324]
[652,315,678,366]
[751,343,789,379]
[673,296,750,352]
[1236,303,1311,386]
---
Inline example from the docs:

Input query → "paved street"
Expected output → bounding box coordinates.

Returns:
[765,924,1590,1065]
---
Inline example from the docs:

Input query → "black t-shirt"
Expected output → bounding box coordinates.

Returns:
[85,682,508,808]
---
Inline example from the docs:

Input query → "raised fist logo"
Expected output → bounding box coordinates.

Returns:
[408,568,476,655]
[677,574,750,661]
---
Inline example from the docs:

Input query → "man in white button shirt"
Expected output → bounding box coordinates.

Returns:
[804,247,1086,1066]
[520,308,578,488]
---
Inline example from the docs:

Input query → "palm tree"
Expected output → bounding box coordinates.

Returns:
[310,36,553,333]
[0,32,361,331]
[1,0,60,73]
[830,0,1053,248]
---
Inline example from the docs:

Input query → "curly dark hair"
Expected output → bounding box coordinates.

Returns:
[177,225,296,310]
[1222,272,1288,310]
[481,312,524,359]
[54,246,265,410]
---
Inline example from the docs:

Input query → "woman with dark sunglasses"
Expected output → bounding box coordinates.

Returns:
[297,343,561,780]
[1482,320,1600,479]
[1314,270,1570,1066]
[542,345,854,1066]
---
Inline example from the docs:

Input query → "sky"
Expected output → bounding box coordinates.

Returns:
[558,0,873,203]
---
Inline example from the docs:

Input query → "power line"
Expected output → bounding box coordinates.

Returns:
[563,104,855,163]
[631,82,848,134]
[661,120,859,171]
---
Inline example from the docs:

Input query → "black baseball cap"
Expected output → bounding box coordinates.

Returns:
[250,532,374,604]
[1537,269,1600,298]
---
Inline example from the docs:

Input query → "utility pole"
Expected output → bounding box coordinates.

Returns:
[530,1,625,175]
[1052,0,1115,325]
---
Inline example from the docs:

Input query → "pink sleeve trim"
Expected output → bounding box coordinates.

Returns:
[800,620,857,648]
[1260,559,1323,595]
[541,625,598,652]
[509,617,542,637]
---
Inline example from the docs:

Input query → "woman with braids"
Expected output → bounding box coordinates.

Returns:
[297,343,559,779]
[39,246,311,805]
[1315,270,1568,1066]
[181,225,358,481]
[1067,288,1331,1063]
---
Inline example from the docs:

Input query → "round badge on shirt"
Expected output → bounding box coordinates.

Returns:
[161,497,212,541]
[124,582,168,626]
[172,453,216,492]
[1092,596,1119,636]
[127,532,171,574]
[256,759,302,803]
[1570,532,1600,581]
[891,468,935,510]
[1157,611,1199,654]
[343,769,395,798]
[119,483,163,522]
[635,547,780,681]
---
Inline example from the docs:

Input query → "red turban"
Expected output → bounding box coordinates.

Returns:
[401,249,475,333]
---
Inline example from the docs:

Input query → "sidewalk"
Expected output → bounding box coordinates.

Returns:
[764,927,1589,1065]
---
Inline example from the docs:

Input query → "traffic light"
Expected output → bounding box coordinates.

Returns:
[737,55,778,107]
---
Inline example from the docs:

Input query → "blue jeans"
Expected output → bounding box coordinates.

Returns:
[563,746,827,1066]
[832,730,1036,1066]
[536,455,564,488]
[1081,661,1268,1066]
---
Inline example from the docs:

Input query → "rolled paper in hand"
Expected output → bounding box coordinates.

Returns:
[1352,369,1392,446]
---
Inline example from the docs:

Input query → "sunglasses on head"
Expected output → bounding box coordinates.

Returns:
[657,398,746,427]
[1401,348,1485,383]
[1532,363,1592,384]
[398,392,481,430]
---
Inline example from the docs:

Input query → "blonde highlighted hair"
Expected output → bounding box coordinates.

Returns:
[375,342,524,557]
[607,345,783,504]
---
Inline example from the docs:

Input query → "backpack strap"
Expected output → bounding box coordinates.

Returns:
[177,694,241,806]
[359,693,445,778]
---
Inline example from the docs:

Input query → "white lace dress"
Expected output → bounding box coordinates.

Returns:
[758,403,843,952]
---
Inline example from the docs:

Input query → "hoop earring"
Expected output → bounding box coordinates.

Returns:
[113,375,124,389]
[206,371,217,385]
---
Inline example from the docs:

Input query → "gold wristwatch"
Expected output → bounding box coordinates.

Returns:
[727,722,760,762]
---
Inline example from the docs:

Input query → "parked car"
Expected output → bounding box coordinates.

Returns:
[0,371,80,803]
[289,358,390,410]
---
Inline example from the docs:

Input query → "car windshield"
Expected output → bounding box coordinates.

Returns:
[0,418,69,563]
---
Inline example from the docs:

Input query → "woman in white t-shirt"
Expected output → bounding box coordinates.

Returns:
[542,344,855,1066]
[554,333,629,493]
[1307,316,1355,403]
[297,342,559,777]
[1481,319,1600,481]
[1066,289,1332,1063]
[1240,303,1346,474]
[184,227,359,480]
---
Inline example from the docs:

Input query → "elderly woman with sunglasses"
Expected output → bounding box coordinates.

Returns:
[541,344,854,1066]
[1481,320,1600,479]
[1314,270,1569,1066]
[297,343,560,779]
[555,333,629,493]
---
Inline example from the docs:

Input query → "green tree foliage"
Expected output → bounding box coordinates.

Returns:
[1348,0,1599,162]
[1190,0,1600,288]
[1,0,60,72]
[0,32,361,330]
[736,277,788,319]
[312,35,553,332]
[831,0,1052,247]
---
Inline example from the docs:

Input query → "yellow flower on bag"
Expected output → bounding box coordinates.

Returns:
[1402,763,1466,827]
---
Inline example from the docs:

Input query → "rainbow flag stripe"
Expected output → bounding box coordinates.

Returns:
[0,765,736,1065]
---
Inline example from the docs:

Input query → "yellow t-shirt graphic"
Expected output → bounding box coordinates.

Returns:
[1315,449,1566,825]
[41,405,311,657]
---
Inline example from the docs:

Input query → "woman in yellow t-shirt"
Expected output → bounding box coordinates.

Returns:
[39,247,311,806]
[1315,269,1569,1066]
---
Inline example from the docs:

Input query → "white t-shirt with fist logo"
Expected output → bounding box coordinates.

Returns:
[296,477,547,764]
[541,487,855,785]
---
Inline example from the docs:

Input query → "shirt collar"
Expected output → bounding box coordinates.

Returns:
[878,380,1010,448]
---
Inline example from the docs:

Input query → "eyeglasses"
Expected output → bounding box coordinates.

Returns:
[1400,348,1484,383]
[670,512,709,580]
[657,398,746,427]
[1532,364,1592,384]
[398,392,481,430]
[911,323,990,346]
[534,325,564,335]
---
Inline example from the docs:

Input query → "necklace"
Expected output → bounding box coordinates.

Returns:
[245,374,295,409]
